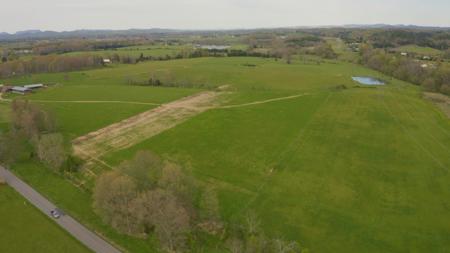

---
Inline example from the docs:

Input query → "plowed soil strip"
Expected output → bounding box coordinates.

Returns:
[73,91,222,158]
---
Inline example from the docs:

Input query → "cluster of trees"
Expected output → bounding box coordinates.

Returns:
[285,35,323,48]
[308,43,337,59]
[0,55,104,79]
[0,100,81,172]
[225,212,305,253]
[93,151,304,252]
[360,45,450,95]
[125,69,216,89]
[368,30,449,50]
[32,39,141,55]
[93,151,211,251]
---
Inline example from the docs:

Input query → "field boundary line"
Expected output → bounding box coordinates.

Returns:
[217,93,312,109]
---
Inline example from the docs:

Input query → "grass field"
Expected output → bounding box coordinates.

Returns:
[0,102,9,130]
[2,56,450,252]
[393,45,443,56]
[0,185,91,253]
[63,44,190,58]
[103,84,450,252]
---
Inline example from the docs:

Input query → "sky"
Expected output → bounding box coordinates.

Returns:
[1,0,449,33]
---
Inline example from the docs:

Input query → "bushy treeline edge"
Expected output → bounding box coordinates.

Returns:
[359,44,450,95]
[0,100,82,173]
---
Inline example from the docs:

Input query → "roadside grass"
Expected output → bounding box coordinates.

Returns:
[0,102,10,130]
[9,161,159,253]
[0,185,92,253]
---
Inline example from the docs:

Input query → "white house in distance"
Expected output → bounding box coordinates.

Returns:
[103,59,112,64]
[400,52,408,56]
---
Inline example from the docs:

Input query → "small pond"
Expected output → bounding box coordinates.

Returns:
[352,76,385,85]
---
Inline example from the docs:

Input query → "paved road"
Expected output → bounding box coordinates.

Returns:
[0,166,121,253]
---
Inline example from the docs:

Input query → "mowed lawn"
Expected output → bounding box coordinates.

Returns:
[0,185,91,253]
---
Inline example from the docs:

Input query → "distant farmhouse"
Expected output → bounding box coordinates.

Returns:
[195,44,230,50]
[103,58,112,64]
[3,83,45,95]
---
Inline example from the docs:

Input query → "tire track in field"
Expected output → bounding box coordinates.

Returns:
[229,92,333,220]
[216,93,312,109]
[392,87,450,138]
[385,90,450,154]
[379,89,448,171]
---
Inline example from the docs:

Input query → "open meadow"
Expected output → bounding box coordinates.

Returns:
[1,56,449,252]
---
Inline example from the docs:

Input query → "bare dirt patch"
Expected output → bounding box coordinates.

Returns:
[73,91,225,159]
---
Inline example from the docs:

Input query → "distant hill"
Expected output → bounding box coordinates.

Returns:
[0,25,448,41]
[0,28,183,41]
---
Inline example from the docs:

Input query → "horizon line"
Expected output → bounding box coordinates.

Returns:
[3,23,450,34]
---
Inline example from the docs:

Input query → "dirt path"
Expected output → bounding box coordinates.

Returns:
[73,91,313,159]
[73,91,224,159]
[28,100,160,106]
[217,93,311,109]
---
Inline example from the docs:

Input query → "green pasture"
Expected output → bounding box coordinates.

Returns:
[0,185,91,253]
[1,57,383,139]
[1,56,449,252]
[106,84,450,252]
[63,44,189,58]
[99,58,448,252]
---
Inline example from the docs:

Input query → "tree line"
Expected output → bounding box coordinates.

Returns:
[0,100,81,173]
[360,44,450,95]
[0,55,104,79]
[32,39,142,55]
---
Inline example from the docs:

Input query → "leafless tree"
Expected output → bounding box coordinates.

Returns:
[93,171,140,235]
[36,133,67,171]
[119,150,163,189]
[132,189,191,252]
[272,238,301,253]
